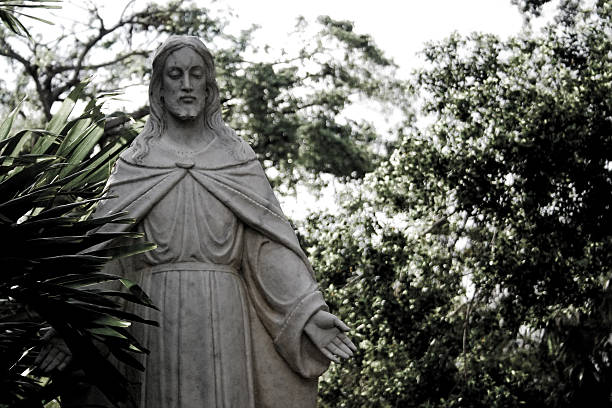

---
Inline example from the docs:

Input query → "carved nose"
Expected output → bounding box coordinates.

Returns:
[182,73,193,91]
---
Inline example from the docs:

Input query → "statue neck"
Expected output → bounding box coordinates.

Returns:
[163,112,214,151]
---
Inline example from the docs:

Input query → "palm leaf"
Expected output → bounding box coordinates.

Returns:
[0,98,24,141]
[0,0,61,38]
[0,81,151,408]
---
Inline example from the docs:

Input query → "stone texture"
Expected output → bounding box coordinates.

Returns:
[73,35,354,408]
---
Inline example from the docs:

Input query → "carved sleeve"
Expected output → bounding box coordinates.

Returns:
[241,227,330,378]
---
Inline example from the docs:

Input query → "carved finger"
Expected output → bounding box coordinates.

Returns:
[40,329,56,341]
[45,356,61,372]
[53,352,71,372]
[322,327,340,346]
[327,342,351,359]
[54,339,70,354]
[338,333,357,352]
[47,350,68,372]
[35,345,49,366]
[332,338,354,357]
[57,355,72,372]
[39,348,58,371]
[321,346,340,363]
[334,318,351,332]
[40,348,60,372]
[331,337,347,350]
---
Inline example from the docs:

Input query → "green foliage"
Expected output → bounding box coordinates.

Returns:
[0,83,154,408]
[306,1,612,406]
[222,16,407,187]
[0,0,59,38]
[302,200,464,407]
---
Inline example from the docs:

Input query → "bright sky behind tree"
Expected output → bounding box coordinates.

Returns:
[217,0,527,76]
[44,0,550,75]
[31,0,557,217]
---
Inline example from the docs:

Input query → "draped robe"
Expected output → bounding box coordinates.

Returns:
[84,133,330,408]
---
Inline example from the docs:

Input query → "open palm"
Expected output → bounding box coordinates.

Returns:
[304,310,357,363]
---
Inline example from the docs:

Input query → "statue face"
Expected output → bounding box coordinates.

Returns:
[161,47,207,121]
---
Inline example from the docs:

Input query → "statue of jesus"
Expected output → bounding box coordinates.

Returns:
[87,35,355,408]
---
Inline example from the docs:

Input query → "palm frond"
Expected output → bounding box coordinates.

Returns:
[0,0,61,38]
[0,81,150,408]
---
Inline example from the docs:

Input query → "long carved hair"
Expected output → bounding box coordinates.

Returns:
[131,35,239,162]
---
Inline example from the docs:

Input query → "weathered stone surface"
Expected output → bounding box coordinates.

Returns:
[77,35,355,407]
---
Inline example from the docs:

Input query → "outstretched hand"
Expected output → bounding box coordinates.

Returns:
[304,310,357,363]
[35,330,72,374]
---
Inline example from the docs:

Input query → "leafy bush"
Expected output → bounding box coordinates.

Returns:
[0,83,156,408]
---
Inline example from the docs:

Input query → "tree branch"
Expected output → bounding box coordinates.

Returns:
[0,35,33,69]
[0,1,190,118]
[43,3,164,104]
[0,35,53,119]
[90,2,105,33]
[119,0,137,22]
[65,3,179,81]
[51,50,149,75]
[462,286,480,382]
[49,78,80,102]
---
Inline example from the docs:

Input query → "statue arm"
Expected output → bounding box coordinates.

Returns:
[241,228,328,377]
[241,227,355,377]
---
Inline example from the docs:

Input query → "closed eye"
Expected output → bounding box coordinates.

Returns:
[167,68,182,79]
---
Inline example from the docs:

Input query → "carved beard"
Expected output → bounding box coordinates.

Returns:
[161,92,207,123]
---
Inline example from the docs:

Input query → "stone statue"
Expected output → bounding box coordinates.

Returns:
[70,35,355,408]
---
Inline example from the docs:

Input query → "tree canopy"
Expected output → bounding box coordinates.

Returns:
[303,0,612,406]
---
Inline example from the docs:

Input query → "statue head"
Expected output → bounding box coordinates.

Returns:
[149,35,221,130]
[159,46,208,122]
[132,35,234,162]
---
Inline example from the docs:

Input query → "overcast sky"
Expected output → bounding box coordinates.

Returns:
[216,0,528,76]
[48,0,539,75]
[35,0,556,217]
